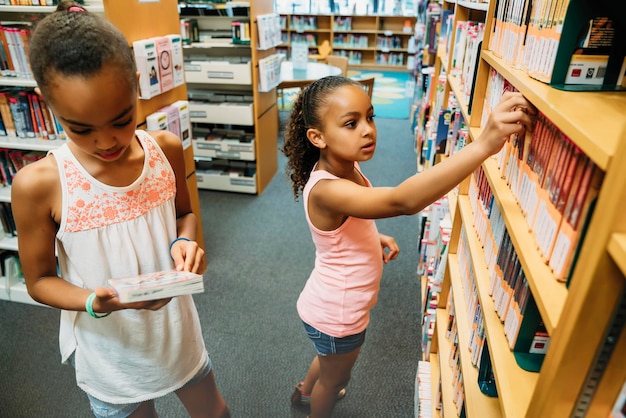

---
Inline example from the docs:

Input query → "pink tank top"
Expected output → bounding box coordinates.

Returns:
[297,165,383,337]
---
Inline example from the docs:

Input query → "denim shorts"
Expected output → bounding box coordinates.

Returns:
[303,321,366,356]
[71,354,212,418]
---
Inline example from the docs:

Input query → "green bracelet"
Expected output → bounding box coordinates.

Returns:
[86,292,110,318]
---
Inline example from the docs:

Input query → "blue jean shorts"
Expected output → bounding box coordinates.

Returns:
[303,321,366,356]
[71,354,212,418]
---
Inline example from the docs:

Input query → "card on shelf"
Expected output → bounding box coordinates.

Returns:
[108,269,204,303]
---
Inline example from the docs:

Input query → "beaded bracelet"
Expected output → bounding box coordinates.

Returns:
[169,237,191,253]
[86,292,111,318]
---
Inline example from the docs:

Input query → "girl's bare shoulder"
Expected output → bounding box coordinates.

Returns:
[11,154,59,199]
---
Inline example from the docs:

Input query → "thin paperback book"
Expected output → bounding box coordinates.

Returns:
[108,269,204,303]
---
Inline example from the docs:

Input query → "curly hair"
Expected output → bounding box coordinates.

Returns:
[281,75,361,200]
[29,0,137,101]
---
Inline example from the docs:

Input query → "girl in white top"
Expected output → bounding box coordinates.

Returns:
[11,2,230,417]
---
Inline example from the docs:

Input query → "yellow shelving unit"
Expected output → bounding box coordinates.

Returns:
[422,1,626,416]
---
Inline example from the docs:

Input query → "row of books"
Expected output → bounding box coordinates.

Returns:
[0,1,59,5]
[0,201,15,237]
[132,34,185,100]
[333,34,369,48]
[489,0,626,89]
[289,15,318,31]
[0,23,34,79]
[460,207,550,372]
[375,51,404,66]
[450,20,485,109]
[483,69,602,283]
[0,148,44,186]
[457,228,488,368]
[415,361,435,418]
[333,49,363,65]
[0,89,65,140]
[445,292,468,417]
[145,99,192,149]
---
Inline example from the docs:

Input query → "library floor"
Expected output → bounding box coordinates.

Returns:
[0,113,422,417]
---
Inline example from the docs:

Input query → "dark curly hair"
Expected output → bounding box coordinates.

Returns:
[29,0,137,102]
[281,75,361,200]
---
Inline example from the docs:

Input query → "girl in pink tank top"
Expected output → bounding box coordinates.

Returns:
[282,75,535,417]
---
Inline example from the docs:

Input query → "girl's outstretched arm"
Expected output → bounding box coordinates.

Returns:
[310,92,535,221]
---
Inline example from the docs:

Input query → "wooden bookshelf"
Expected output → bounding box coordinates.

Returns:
[279,13,416,71]
[419,0,626,416]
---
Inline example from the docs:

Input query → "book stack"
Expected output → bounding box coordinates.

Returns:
[0,148,44,186]
[0,23,33,79]
[0,90,65,140]
[108,269,204,303]
[445,290,467,417]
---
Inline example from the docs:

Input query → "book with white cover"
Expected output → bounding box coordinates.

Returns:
[108,269,204,303]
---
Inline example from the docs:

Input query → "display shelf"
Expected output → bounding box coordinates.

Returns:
[481,158,567,333]
[447,254,502,418]
[608,233,626,277]
[482,50,626,171]
[457,196,539,418]
[435,308,460,417]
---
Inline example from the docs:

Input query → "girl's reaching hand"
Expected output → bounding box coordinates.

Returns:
[379,233,400,264]
[478,91,536,156]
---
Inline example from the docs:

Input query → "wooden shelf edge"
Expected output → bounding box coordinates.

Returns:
[480,158,567,332]
[481,50,626,171]
[447,255,504,418]
[608,233,626,277]
[435,308,461,417]
[454,204,539,418]
[429,352,442,418]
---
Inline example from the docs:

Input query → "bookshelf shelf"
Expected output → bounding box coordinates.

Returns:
[0,77,37,88]
[608,233,626,277]
[0,137,63,152]
[447,254,503,418]
[437,43,447,73]
[481,158,567,333]
[456,1,490,11]
[457,197,539,418]
[435,308,461,417]
[482,50,626,171]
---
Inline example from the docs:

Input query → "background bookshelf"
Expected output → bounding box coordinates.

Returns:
[416,0,626,416]
[279,13,417,71]
[180,0,279,195]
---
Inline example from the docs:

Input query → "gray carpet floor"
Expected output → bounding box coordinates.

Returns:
[0,112,422,418]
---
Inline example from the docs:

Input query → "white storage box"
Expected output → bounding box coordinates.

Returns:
[184,61,252,85]
[189,102,254,126]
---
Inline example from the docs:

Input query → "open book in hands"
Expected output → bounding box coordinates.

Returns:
[108,269,204,303]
